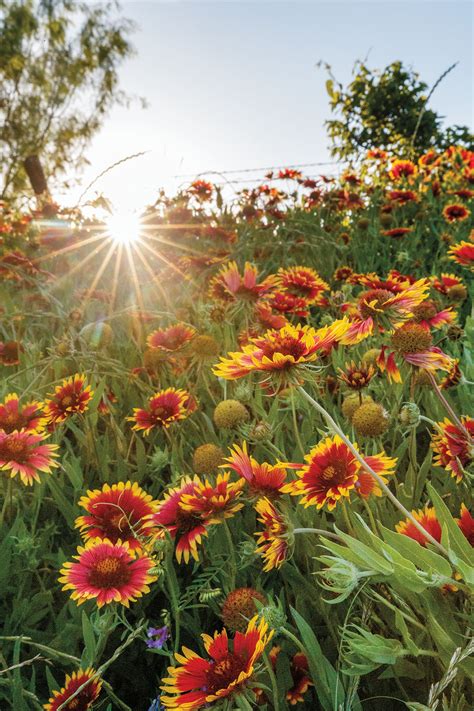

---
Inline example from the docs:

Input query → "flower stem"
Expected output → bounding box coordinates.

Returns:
[297,385,448,556]
[426,370,472,441]
[293,527,342,541]
[263,650,281,711]
[290,388,306,458]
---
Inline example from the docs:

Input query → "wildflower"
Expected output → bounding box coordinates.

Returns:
[338,361,375,390]
[388,189,418,204]
[0,430,59,486]
[179,472,244,523]
[431,417,474,481]
[341,393,374,421]
[0,393,44,433]
[448,240,474,269]
[208,261,277,303]
[187,179,213,201]
[192,443,224,474]
[130,388,196,435]
[75,482,158,551]
[254,497,289,571]
[276,266,329,305]
[411,300,456,329]
[352,402,390,437]
[442,204,470,223]
[160,617,272,710]
[59,538,157,607]
[395,506,441,546]
[382,227,413,238]
[221,588,267,632]
[147,626,169,649]
[43,668,102,711]
[213,399,249,429]
[191,334,220,359]
[44,374,93,425]
[223,441,287,497]
[0,340,23,366]
[147,323,196,352]
[378,322,453,383]
[333,266,353,282]
[440,360,462,389]
[268,647,313,705]
[457,505,474,546]
[282,435,395,510]
[389,159,417,181]
[399,403,421,428]
[265,291,310,317]
[213,319,351,382]
[148,479,208,564]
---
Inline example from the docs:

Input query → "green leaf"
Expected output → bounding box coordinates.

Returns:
[81,611,96,667]
[427,483,474,565]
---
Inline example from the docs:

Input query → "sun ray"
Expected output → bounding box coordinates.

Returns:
[129,241,172,310]
[48,237,112,290]
[109,242,124,317]
[124,241,146,315]
[134,236,194,285]
[80,239,119,309]
[31,231,107,265]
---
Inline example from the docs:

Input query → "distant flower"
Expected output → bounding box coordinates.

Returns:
[276,266,329,305]
[254,497,289,571]
[187,179,214,201]
[129,387,196,435]
[44,667,101,711]
[431,417,474,481]
[382,227,413,238]
[147,323,196,352]
[0,393,44,433]
[388,189,418,204]
[75,481,158,551]
[411,300,456,329]
[396,506,441,546]
[448,240,474,269]
[0,430,58,486]
[389,159,417,181]
[208,261,278,303]
[457,505,474,546]
[431,273,467,300]
[442,203,470,223]
[160,617,273,710]
[44,374,93,425]
[147,626,169,649]
[0,340,23,366]
[59,538,157,608]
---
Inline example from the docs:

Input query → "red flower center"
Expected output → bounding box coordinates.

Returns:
[358,289,393,319]
[175,508,202,535]
[206,653,247,693]
[261,335,307,361]
[0,412,27,433]
[152,405,175,422]
[0,436,29,463]
[88,555,131,589]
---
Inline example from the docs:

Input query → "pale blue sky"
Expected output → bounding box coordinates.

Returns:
[67,1,473,210]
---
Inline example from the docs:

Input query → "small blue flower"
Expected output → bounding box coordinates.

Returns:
[146,625,169,649]
[147,697,164,711]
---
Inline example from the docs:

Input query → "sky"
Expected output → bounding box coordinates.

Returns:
[64,0,474,212]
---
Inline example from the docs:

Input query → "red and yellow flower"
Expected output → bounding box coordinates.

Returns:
[43,667,102,711]
[382,227,413,238]
[160,616,273,710]
[0,430,59,485]
[378,322,453,383]
[268,647,313,705]
[147,323,196,352]
[442,203,470,223]
[388,189,418,204]
[432,273,466,300]
[208,261,278,303]
[282,435,395,511]
[59,538,157,607]
[457,504,474,546]
[338,361,375,390]
[179,472,245,523]
[44,374,93,425]
[129,387,196,435]
[395,506,441,547]
[223,441,287,497]
[448,240,474,269]
[75,481,158,551]
[389,160,417,181]
[0,340,23,366]
[0,393,44,433]
[431,417,474,481]
[411,300,456,329]
[254,497,290,571]
[213,319,351,381]
[276,266,329,305]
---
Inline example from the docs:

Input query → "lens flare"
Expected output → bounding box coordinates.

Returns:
[104,210,142,244]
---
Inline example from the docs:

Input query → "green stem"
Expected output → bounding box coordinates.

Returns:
[165,554,181,653]
[223,521,237,590]
[427,370,472,441]
[290,388,306,458]
[263,650,280,711]
[293,527,342,541]
[297,386,448,556]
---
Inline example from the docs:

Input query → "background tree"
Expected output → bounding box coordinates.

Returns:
[0,0,137,200]
[320,59,474,161]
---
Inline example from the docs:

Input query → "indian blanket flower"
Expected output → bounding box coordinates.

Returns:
[411,300,456,329]
[388,189,418,204]
[187,179,214,200]
[382,227,413,238]
[221,588,267,633]
[223,441,287,497]
[431,417,474,481]
[59,538,157,607]
[254,497,290,571]
[448,240,474,269]
[75,481,158,551]
[389,159,417,181]
[147,323,196,352]
[148,478,208,563]
[378,322,453,383]
[395,506,441,547]
[338,361,375,390]
[0,340,23,366]
[432,273,467,300]
[44,374,93,425]
[160,616,273,710]
[281,435,396,511]
[179,472,245,523]
[213,319,351,382]
[442,203,471,223]
[208,261,278,303]
[43,667,102,711]
[129,387,196,435]
[457,505,474,546]
[0,393,44,433]
[265,291,310,318]
[268,647,313,705]
[0,430,59,485]
[276,266,329,305]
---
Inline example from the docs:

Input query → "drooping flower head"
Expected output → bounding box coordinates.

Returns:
[43,667,102,711]
[268,647,313,706]
[431,417,474,481]
[129,388,196,435]
[147,323,196,352]
[44,374,93,425]
[59,538,157,607]
[411,300,456,329]
[160,616,273,710]
[449,240,474,269]
[213,319,351,382]
[457,505,474,547]
[282,435,395,510]
[395,506,441,547]
[179,472,245,523]
[254,497,290,571]
[0,430,59,485]
[338,361,375,391]
[276,266,329,305]
[0,340,23,366]
[0,393,45,433]
[209,261,278,303]
[147,478,208,563]
[378,322,453,383]
[76,482,158,551]
[223,441,287,497]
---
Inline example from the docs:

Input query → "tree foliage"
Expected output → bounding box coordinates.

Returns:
[0,0,136,198]
[321,60,474,161]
